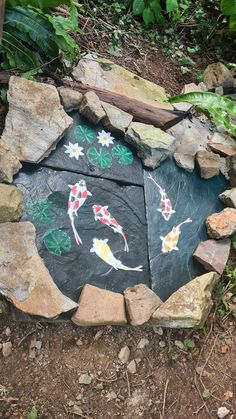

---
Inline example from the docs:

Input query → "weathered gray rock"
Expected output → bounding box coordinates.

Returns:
[0,222,77,318]
[196,150,221,179]
[0,139,22,183]
[137,338,149,349]
[217,407,230,419]
[71,284,127,326]
[79,91,106,124]
[124,283,162,326]
[2,76,72,163]
[101,102,133,135]
[173,152,195,172]
[2,342,12,357]
[206,208,236,239]
[125,122,176,169]
[151,272,219,328]
[118,346,130,364]
[193,239,231,275]
[219,188,236,208]
[208,132,236,157]
[226,155,236,187]
[58,86,83,112]
[127,360,137,374]
[204,62,234,89]
[79,373,92,385]
[0,184,23,223]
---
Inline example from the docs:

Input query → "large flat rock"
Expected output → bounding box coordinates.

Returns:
[144,158,228,300]
[0,222,77,318]
[2,76,72,163]
[41,112,143,186]
[14,167,149,302]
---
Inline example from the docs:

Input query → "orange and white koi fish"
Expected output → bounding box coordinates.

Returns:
[92,204,129,252]
[67,180,92,245]
[160,218,192,254]
[90,238,142,271]
[148,174,176,221]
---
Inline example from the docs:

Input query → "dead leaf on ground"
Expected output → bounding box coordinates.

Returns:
[220,344,230,354]
[224,390,233,400]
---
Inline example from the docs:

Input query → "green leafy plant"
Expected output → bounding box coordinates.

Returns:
[87,147,113,170]
[221,0,236,31]
[112,145,134,165]
[169,92,236,138]
[1,0,79,71]
[183,338,195,350]
[132,0,180,25]
[27,407,38,419]
[43,229,71,256]
[74,125,97,143]
[214,266,236,318]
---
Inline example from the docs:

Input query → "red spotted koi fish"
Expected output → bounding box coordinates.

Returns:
[92,204,129,252]
[148,174,176,221]
[160,218,192,254]
[67,180,92,245]
[90,238,142,271]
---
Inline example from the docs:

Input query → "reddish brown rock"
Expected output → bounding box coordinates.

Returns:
[219,188,236,208]
[79,91,106,124]
[193,239,231,274]
[72,284,127,326]
[124,283,162,326]
[196,150,221,179]
[208,132,236,157]
[206,208,236,239]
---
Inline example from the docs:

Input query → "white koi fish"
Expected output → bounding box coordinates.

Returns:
[160,218,192,254]
[67,179,92,245]
[90,238,143,271]
[148,174,176,221]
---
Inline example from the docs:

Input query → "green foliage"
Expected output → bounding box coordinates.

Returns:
[183,338,195,350]
[221,0,236,30]
[202,388,212,401]
[87,147,113,169]
[112,145,134,165]
[214,266,236,318]
[27,407,38,419]
[169,92,236,138]
[1,1,79,71]
[131,0,181,24]
[43,229,71,256]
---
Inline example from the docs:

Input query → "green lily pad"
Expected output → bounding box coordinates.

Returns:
[112,145,133,165]
[87,147,112,170]
[43,229,71,256]
[74,124,96,143]
[26,199,56,226]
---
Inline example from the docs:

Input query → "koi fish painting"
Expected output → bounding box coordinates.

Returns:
[92,205,129,252]
[67,180,92,245]
[90,238,143,271]
[148,174,176,221]
[160,218,192,254]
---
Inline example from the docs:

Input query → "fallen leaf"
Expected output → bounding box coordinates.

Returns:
[220,344,229,354]
[224,390,233,400]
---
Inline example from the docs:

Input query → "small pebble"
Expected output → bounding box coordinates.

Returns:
[174,340,184,350]
[159,341,166,348]
[217,407,230,419]
[79,373,92,385]
[137,338,149,349]
[118,346,130,364]
[75,339,83,347]
[94,330,103,341]
[5,327,11,337]
[2,342,12,357]
[127,360,137,374]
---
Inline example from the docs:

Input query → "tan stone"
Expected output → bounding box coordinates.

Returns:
[124,284,162,326]
[0,184,23,223]
[151,272,219,328]
[101,102,133,135]
[181,83,202,94]
[206,208,236,239]
[0,139,22,183]
[127,360,137,374]
[2,341,12,357]
[219,188,236,208]
[79,91,106,124]
[173,152,195,172]
[2,76,72,163]
[0,222,77,318]
[118,346,130,364]
[204,62,234,89]
[71,284,127,326]
[208,132,236,157]
[193,239,231,275]
[58,86,83,112]
[196,150,221,179]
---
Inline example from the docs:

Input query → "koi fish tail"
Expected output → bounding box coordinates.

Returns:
[119,264,143,272]
[121,232,129,252]
[178,218,192,228]
[70,216,82,245]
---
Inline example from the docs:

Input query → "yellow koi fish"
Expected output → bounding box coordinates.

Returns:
[160,218,192,254]
[90,238,143,271]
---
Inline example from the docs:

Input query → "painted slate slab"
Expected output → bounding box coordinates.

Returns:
[14,166,149,303]
[144,159,228,301]
[41,112,143,186]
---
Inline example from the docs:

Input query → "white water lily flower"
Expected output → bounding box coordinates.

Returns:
[97,130,114,147]
[64,142,84,160]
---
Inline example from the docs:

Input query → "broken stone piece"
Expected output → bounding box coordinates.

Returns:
[226,155,236,187]
[2,341,13,357]
[181,83,202,94]
[151,272,219,328]
[0,184,23,223]
[0,139,22,183]
[206,208,236,239]
[208,132,236,157]
[196,150,221,179]
[79,373,92,385]
[71,284,127,326]
[58,86,83,112]
[124,283,162,326]
[217,407,230,419]
[101,102,133,135]
[203,62,234,89]
[173,152,195,173]
[219,188,236,208]
[193,239,231,275]
[125,122,176,169]
[0,222,77,318]
[79,91,106,124]
[2,76,72,163]
[118,346,130,364]
[137,338,149,349]
[127,360,137,374]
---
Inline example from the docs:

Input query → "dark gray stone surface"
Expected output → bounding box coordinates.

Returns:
[14,166,149,303]
[41,112,143,186]
[144,158,228,301]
